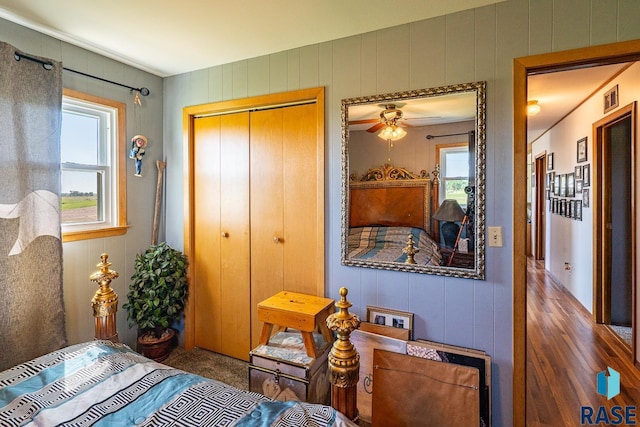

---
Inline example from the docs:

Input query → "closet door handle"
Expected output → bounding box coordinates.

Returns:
[221,232,229,238]
[273,236,281,243]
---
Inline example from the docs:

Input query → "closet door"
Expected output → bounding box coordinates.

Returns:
[193,113,251,361]
[249,103,322,348]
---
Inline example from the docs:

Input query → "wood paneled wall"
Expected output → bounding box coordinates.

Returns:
[160,2,640,426]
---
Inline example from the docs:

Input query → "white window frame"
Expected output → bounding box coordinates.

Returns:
[438,143,470,208]
[61,89,128,242]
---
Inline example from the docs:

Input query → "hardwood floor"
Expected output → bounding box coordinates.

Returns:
[526,257,640,426]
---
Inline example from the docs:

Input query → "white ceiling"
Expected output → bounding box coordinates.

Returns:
[0,0,505,77]
[527,63,630,143]
[0,0,631,141]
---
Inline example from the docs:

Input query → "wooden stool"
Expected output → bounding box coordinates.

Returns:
[257,291,335,358]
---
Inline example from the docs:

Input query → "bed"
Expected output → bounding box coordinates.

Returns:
[347,164,442,266]
[0,340,355,426]
[0,256,359,427]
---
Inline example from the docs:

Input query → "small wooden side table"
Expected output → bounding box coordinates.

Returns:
[257,291,335,358]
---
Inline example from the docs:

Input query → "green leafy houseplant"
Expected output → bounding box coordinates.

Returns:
[124,242,188,342]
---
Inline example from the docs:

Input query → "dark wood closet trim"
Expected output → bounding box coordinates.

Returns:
[182,87,325,350]
[513,39,640,427]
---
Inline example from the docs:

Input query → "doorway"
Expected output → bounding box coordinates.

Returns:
[513,40,640,426]
[534,153,546,260]
[593,106,635,347]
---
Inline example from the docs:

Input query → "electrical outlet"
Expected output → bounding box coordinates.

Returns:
[488,226,503,247]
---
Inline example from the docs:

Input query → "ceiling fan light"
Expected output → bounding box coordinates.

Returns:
[378,124,407,141]
[391,126,407,140]
[527,100,541,116]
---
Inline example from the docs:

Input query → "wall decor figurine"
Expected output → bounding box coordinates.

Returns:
[129,134,147,177]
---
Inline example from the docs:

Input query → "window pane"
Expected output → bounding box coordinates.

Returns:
[61,111,99,165]
[444,178,469,207]
[61,170,102,224]
[444,151,468,177]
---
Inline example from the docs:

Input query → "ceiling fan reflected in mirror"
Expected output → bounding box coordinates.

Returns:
[349,103,441,141]
[366,104,409,141]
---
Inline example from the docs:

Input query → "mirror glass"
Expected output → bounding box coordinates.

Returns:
[341,81,486,279]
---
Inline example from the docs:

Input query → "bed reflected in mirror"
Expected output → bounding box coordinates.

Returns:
[340,81,486,279]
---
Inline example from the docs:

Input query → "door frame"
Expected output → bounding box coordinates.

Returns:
[182,87,325,350]
[513,39,640,426]
[592,104,637,340]
[534,152,547,260]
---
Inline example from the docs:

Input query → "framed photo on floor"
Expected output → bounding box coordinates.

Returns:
[366,306,414,339]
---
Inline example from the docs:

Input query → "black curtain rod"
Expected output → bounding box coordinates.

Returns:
[425,132,469,139]
[13,51,150,96]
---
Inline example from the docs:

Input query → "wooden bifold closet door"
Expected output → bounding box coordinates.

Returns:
[249,104,322,349]
[193,112,251,361]
[189,91,324,361]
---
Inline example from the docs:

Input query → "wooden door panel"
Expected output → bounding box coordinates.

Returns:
[250,108,284,348]
[282,103,321,295]
[220,112,251,360]
[193,116,222,352]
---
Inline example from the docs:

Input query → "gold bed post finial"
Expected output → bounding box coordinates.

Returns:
[403,234,419,264]
[326,287,361,422]
[89,253,120,343]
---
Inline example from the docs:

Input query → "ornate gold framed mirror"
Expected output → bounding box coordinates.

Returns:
[341,81,486,279]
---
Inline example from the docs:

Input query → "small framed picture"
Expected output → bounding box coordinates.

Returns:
[583,164,591,187]
[576,179,583,193]
[574,200,582,221]
[547,153,554,170]
[583,188,590,208]
[577,137,588,163]
[604,84,619,114]
[567,173,575,197]
[560,174,567,197]
[554,175,560,195]
[566,199,572,218]
[575,165,582,180]
[366,306,414,339]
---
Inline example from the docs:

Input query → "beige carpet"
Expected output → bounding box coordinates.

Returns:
[163,346,249,391]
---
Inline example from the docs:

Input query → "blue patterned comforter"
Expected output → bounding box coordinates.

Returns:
[0,341,355,427]
[348,226,442,266]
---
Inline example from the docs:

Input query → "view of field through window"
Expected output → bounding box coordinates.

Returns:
[442,150,469,208]
[60,111,100,224]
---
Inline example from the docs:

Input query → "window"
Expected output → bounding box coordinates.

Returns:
[438,143,469,209]
[61,89,127,242]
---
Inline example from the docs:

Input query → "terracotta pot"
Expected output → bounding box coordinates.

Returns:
[138,328,176,362]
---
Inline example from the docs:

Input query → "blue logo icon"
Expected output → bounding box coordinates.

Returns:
[597,367,620,400]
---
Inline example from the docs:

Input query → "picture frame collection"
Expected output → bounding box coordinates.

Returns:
[546,137,590,221]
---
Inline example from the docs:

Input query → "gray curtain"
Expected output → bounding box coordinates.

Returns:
[0,42,67,370]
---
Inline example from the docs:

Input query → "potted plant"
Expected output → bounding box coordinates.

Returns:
[123,242,188,362]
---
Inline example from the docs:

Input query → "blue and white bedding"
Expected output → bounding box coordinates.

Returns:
[0,341,355,427]
[348,226,442,266]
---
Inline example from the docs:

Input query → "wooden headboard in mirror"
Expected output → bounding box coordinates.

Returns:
[341,81,486,279]
[349,164,437,232]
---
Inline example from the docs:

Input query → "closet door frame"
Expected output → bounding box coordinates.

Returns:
[182,87,325,350]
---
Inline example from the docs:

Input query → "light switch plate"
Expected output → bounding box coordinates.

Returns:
[488,226,503,247]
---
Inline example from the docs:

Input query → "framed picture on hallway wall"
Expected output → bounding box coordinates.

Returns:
[604,84,619,113]
[547,152,554,170]
[577,137,588,163]
[582,164,591,187]
[583,188,590,208]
